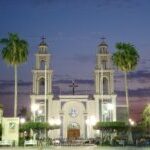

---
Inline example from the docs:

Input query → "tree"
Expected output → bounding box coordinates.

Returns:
[20,122,60,132]
[0,33,28,117]
[18,106,30,121]
[20,121,60,142]
[94,121,128,145]
[0,124,2,140]
[142,104,150,134]
[94,121,127,131]
[112,43,139,121]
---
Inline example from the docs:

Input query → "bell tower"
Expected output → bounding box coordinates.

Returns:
[94,39,117,122]
[30,38,53,122]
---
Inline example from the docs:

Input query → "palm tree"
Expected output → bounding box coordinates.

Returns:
[18,106,30,121]
[0,33,28,117]
[112,42,139,121]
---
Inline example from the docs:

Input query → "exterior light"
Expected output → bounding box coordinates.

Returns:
[86,115,97,138]
[130,121,135,126]
[49,118,55,125]
[86,119,90,125]
[31,104,39,122]
[86,116,97,126]
[129,118,135,126]
[107,103,113,110]
[90,116,97,126]
[38,110,42,115]
[31,104,39,112]
[20,118,26,124]
[49,118,61,126]
[128,118,132,122]
[55,119,61,125]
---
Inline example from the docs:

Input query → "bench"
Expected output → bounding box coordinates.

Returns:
[24,139,37,146]
[117,140,125,146]
[0,140,13,146]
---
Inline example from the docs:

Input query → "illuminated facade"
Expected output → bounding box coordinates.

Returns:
[30,39,117,139]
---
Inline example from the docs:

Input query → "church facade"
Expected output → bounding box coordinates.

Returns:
[30,39,117,139]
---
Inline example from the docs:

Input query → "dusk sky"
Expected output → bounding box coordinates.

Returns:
[0,0,150,121]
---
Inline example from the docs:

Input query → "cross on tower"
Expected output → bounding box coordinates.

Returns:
[41,36,46,43]
[69,80,78,95]
[101,36,106,42]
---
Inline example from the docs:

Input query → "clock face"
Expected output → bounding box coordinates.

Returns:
[69,108,78,117]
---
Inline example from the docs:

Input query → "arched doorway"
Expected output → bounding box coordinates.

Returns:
[38,77,45,94]
[67,122,80,140]
[103,77,109,94]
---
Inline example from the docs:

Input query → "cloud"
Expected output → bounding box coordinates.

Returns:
[115,69,150,80]
[128,70,150,79]
[116,87,150,97]
[0,80,32,87]
[54,79,94,85]
[53,74,73,81]
[0,91,29,96]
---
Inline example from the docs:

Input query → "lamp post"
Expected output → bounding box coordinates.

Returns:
[20,117,26,140]
[31,104,39,122]
[45,64,47,122]
[128,118,135,144]
[101,65,103,121]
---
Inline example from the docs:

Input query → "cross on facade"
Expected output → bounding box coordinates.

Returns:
[69,80,78,95]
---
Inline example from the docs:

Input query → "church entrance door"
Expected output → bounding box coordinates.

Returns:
[67,129,80,140]
[67,122,80,140]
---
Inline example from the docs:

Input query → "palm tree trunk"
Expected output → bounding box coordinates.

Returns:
[14,64,18,117]
[124,72,129,122]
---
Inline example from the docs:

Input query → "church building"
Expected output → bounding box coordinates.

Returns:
[30,39,117,139]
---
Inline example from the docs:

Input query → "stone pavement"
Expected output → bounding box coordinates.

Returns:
[0,146,149,150]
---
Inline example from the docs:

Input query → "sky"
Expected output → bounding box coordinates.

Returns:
[0,0,150,121]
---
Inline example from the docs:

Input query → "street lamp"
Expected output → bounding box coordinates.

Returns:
[31,104,39,122]
[129,118,135,126]
[128,118,136,144]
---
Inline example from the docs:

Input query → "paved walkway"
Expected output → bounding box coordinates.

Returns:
[0,146,150,150]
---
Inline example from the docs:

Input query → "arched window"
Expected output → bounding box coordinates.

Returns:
[102,60,107,69]
[68,122,80,129]
[103,77,109,94]
[40,60,45,70]
[38,78,45,94]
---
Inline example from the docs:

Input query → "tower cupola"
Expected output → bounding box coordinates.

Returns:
[98,39,108,54]
[38,37,48,54]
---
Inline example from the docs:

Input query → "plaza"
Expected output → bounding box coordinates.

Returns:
[0,146,150,150]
